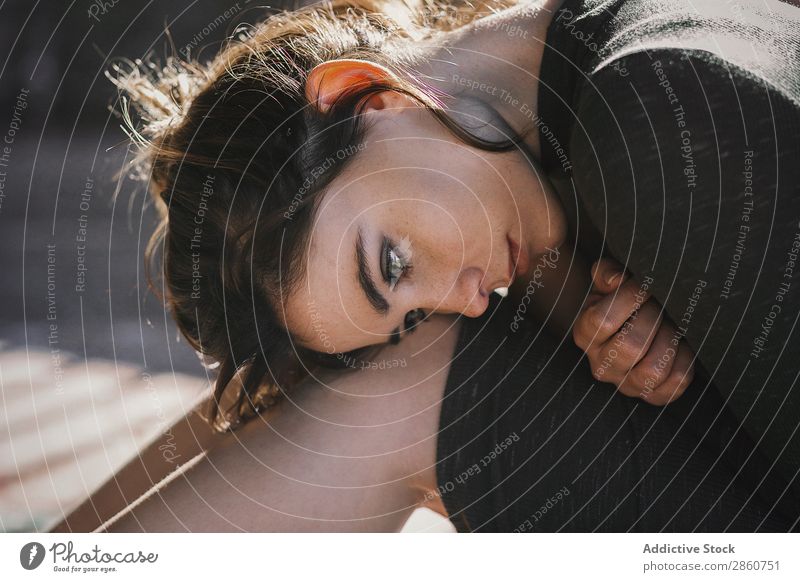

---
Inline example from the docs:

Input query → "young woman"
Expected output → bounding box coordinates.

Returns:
[53,0,799,531]
[114,0,694,430]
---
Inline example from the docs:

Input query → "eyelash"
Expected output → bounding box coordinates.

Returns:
[381,235,414,292]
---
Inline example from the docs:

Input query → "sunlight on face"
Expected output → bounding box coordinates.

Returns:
[279,103,566,354]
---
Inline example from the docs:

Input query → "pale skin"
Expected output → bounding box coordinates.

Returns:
[52,0,693,532]
[55,313,460,532]
[280,0,693,400]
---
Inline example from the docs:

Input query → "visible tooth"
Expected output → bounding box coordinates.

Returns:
[493,287,509,297]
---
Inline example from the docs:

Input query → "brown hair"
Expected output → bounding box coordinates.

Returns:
[112,0,527,432]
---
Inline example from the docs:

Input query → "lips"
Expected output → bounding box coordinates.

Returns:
[478,236,528,301]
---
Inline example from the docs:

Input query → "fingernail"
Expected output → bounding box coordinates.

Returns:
[605,270,623,286]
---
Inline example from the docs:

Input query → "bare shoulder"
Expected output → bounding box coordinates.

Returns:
[104,314,462,532]
[308,312,464,503]
[297,311,463,474]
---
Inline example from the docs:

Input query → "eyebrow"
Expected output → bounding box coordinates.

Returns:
[355,226,390,316]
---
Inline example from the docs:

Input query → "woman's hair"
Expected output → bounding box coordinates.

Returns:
[113,0,527,432]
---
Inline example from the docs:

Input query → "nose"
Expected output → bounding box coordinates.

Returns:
[424,266,489,318]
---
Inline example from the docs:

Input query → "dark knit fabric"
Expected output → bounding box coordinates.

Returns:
[538,0,800,496]
[436,0,800,531]
[436,293,799,531]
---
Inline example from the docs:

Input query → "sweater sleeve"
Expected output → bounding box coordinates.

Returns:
[566,42,800,493]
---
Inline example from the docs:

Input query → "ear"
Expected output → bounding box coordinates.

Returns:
[304,59,405,114]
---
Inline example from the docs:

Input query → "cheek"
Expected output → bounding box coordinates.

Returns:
[400,207,474,269]
[415,184,494,237]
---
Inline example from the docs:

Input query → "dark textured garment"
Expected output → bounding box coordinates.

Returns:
[437,293,799,531]
[436,0,800,531]
[538,0,800,494]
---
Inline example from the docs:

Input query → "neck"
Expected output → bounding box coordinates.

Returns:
[412,0,566,159]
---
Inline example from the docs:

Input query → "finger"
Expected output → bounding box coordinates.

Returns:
[581,291,605,312]
[615,321,678,399]
[597,301,672,379]
[591,258,629,294]
[574,277,653,349]
[641,342,695,405]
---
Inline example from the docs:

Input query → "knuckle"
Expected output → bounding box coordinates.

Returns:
[634,315,660,339]
[660,381,681,401]
[660,370,692,402]
[639,389,668,406]
[676,367,695,392]
[667,364,693,390]
[615,339,643,364]
[585,305,610,334]
[629,365,662,390]
[598,316,619,338]
[572,325,590,351]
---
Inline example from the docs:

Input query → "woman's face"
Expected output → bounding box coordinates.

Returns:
[280,94,566,354]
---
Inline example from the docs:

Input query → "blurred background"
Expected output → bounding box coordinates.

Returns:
[0,0,452,532]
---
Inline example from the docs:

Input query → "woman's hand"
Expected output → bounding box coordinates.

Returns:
[572,258,695,405]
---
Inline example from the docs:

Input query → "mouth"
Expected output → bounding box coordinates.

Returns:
[479,235,526,299]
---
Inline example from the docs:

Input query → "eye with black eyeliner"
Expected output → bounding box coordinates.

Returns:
[380,235,413,291]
